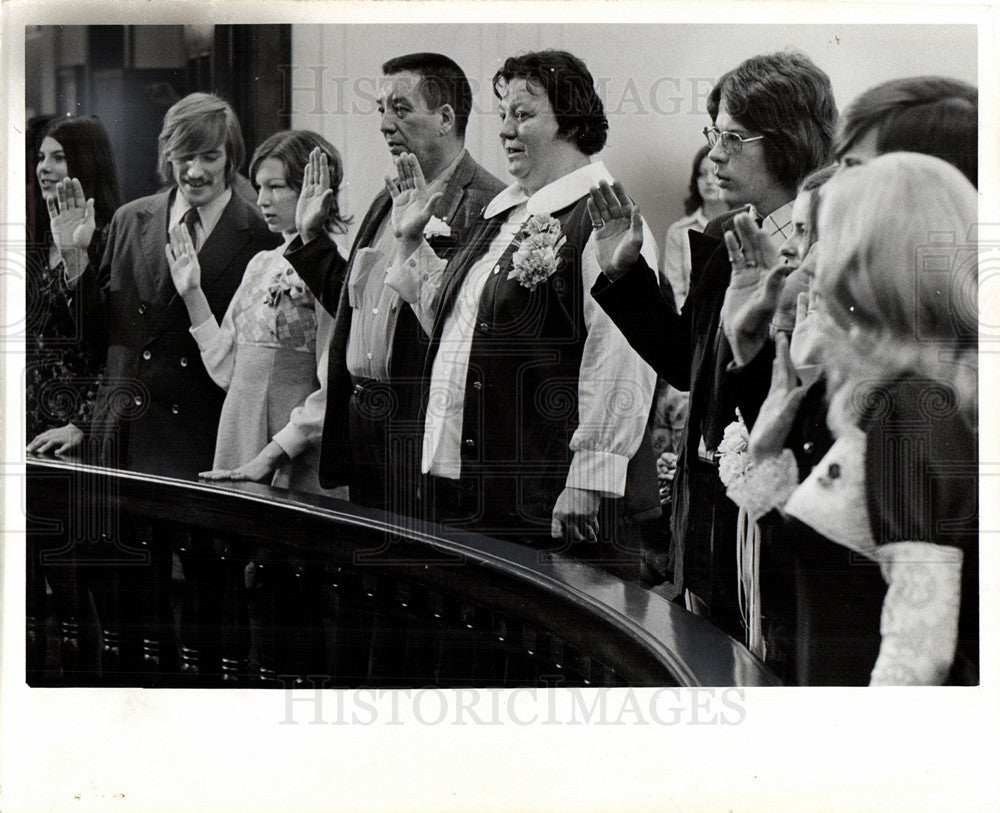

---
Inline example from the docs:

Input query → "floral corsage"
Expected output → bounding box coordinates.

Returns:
[717,410,751,488]
[264,267,306,308]
[508,214,566,291]
[423,216,452,240]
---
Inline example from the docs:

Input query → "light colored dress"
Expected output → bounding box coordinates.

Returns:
[191,236,332,494]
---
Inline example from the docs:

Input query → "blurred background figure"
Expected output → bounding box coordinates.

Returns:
[659,145,728,312]
[26,115,122,450]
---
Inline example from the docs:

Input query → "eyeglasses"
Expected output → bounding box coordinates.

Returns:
[703,126,765,154]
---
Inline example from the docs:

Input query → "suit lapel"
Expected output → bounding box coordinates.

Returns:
[434,152,476,226]
[429,214,506,343]
[136,192,171,304]
[151,193,253,338]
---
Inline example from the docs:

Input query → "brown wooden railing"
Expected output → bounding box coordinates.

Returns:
[26,457,778,688]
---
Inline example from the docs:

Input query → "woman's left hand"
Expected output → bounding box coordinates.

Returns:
[199,442,287,483]
[551,487,601,543]
[587,180,645,282]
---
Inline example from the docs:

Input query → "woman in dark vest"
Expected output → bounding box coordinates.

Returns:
[384,50,660,560]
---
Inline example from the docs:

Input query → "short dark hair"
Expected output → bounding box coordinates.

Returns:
[157,92,245,187]
[835,76,977,187]
[381,52,474,136]
[683,144,713,216]
[249,129,351,235]
[493,50,608,156]
[708,51,837,190]
[42,115,123,229]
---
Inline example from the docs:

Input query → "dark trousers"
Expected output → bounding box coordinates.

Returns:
[347,379,421,518]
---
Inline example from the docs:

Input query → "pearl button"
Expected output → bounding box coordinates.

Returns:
[142,350,151,360]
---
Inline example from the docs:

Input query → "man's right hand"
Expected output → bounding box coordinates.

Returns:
[388,153,443,247]
[165,224,202,296]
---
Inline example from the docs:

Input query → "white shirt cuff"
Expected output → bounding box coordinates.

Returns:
[565,450,630,498]
[189,316,222,349]
[272,423,309,460]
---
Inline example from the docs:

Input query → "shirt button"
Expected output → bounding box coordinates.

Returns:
[133,395,143,406]
[367,352,373,360]
[472,381,483,391]
[464,438,475,448]
[142,350,152,360]
[372,307,379,315]
[828,463,841,480]
[179,357,188,367]
[171,404,180,415]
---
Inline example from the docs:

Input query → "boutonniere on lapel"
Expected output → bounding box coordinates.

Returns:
[508,214,566,291]
[264,266,306,308]
[423,216,452,239]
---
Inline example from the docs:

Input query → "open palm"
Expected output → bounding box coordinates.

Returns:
[295,147,334,242]
[587,179,644,280]
[48,178,96,252]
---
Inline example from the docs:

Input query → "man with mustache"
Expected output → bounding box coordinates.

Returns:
[71,92,280,476]
[288,53,503,512]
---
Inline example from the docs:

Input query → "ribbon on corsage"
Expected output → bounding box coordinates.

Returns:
[507,214,566,291]
[264,266,306,308]
[717,409,765,660]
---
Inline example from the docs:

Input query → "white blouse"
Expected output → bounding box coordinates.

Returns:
[387,161,659,498]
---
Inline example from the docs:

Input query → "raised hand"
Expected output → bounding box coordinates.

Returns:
[48,178,96,252]
[388,152,443,244]
[587,179,644,281]
[295,146,334,243]
[165,223,202,296]
[747,332,809,461]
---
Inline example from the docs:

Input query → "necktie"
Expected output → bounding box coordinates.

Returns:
[181,207,201,251]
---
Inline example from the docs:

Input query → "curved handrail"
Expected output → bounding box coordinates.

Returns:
[26,456,779,687]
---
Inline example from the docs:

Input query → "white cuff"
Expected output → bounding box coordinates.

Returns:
[385,240,437,304]
[272,423,309,460]
[869,542,964,686]
[566,450,630,498]
[189,316,222,349]
[725,448,799,521]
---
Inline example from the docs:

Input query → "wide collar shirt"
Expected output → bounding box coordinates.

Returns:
[345,148,467,381]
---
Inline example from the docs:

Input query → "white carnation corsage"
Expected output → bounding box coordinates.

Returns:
[507,214,566,291]
[423,216,452,239]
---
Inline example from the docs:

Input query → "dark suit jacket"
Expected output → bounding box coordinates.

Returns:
[591,210,774,601]
[79,189,280,478]
[289,151,504,489]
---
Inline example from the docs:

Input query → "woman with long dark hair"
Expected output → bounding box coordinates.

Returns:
[26,115,122,451]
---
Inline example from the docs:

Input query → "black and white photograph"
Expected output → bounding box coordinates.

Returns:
[1,1,997,811]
